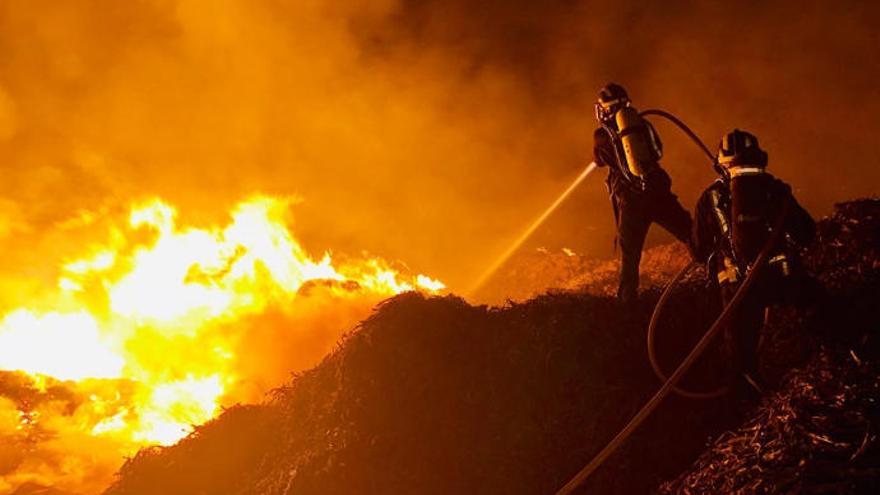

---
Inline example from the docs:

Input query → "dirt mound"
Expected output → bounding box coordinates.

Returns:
[104,199,880,495]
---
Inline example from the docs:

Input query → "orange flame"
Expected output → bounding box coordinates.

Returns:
[0,195,442,493]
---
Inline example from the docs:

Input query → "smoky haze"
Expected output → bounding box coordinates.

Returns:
[0,0,878,294]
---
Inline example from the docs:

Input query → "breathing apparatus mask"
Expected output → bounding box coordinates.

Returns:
[595,83,662,180]
[595,83,630,125]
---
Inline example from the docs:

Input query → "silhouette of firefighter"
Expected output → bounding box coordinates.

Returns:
[692,129,816,397]
[592,83,693,303]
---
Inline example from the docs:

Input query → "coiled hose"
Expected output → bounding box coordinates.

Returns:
[641,108,726,398]
[646,261,728,399]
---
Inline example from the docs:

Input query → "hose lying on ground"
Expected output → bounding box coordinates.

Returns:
[553,200,792,495]
[641,108,721,398]
[646,261,728,399]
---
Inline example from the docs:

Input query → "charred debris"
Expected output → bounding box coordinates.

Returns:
[105,199,879,495]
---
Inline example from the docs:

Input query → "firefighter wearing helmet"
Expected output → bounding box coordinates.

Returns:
[593,83,694,304]
[692,129,816,397]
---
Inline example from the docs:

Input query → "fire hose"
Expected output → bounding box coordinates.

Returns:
[553,200,792,495]
[639,109,715,162]
[646,260,728,399]
[553,110,787,494]
[640,108,727,399]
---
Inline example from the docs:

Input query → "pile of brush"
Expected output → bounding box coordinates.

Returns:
[659,348,880,494]
[658,198,880,494]
[103,199,880,495]
[105,290,727,495]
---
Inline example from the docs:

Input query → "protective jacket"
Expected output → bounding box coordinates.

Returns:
[593,124,665,197]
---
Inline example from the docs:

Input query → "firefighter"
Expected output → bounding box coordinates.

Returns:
[593,83,693,303]
[692,129,815,396]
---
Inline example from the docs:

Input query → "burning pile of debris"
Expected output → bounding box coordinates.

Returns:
[103,199,879,495]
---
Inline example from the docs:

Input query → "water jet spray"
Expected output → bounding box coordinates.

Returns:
[468,108,713,298]
[467,162,598,297]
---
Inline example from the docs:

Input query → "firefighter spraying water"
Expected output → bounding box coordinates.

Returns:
[470,84,709,298]
[593,83,694,304]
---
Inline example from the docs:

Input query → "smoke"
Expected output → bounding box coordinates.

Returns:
[1,0,877,293]
[359,0,880,268]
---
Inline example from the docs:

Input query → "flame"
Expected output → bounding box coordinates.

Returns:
[0,311,124,381]
[0,195,442,493]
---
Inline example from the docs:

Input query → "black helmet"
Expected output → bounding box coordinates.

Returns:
[717,129,768,170]
[595,83,630,124]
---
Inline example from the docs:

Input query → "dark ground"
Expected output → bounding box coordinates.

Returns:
[102,199,880,495]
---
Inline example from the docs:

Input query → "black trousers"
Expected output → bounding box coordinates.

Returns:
[613,183,692,301]
[720,267,821,383]
[720,281,767,381]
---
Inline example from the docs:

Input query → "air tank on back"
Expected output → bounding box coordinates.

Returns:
[615,106,662,178]
[729,167,771,263]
